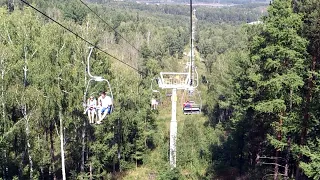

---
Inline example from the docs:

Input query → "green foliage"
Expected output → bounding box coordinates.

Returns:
[203,0,319,179]
[62,1,88,24]
[102,2,265,25]
[0,2,159,178]
[6,0,320,179]
[248,0,307,151]
[299,139,320,179]
[158,168,182,180]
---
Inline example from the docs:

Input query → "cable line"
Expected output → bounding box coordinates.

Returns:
[20,0,144,75]
[78,0,141,54]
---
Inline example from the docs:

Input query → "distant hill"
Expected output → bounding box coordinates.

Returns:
[89,0,269,5]
[165,0,269,4]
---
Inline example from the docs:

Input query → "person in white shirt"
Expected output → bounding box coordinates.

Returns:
[97,91,113,124]
[151,98,157,110]
[87,95,97,124]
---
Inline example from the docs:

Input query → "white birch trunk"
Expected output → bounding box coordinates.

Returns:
[81,117,86,172]
[24,46,33,179]
[59,110,66,180]
[1,58,5,128]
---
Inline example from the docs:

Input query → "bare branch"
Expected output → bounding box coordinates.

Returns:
[258,156,286,160]
[262,173,285,180]
[54,121,60,137]
[31,87,47,98]
[6,30,13,44]
[59,42,66,53]
[61,90,69,94]
[30,49,38,59]
[259,162,286,168]
[2,120,24,139]
[56,42,66,58]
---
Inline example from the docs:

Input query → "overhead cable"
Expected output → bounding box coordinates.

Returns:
[20,0,144,75]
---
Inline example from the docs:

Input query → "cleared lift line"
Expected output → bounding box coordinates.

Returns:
[20,0,144,75]
[153,0,200,168]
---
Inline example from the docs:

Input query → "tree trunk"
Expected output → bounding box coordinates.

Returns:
[118,119,121,172]
[239,133,244,176]
[23,46,33,179]
[1,58,8,179]
[274,150,279,180]
[284,137,291,180]
[274,115,283,180]
[89,163,93,180]
[59,110,66,180]
[25,114,33,180]
[1,58,5,131]
[145,116,147,147]
[296,56,316,179]
[81,117,86,173]
[19,150,24,179]
[50,123,57,180]
[13,135,23,179]
[3,150,7,180]
[301,55,315,145]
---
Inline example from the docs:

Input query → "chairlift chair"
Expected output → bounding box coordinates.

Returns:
[181,88,202,115]
[151,78,162,110]
[83,47,114,123]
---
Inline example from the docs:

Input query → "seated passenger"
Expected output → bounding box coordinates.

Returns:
[87,95,97,124]
[97,91,113,124]
[183,101,192,108]
[151,98,157,110]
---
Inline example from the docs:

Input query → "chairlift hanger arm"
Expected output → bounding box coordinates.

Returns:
[86,48,110,82]
[86,47,114,100]
[84,79,93,103]
[102,79,113,100]
[87,47,95,78]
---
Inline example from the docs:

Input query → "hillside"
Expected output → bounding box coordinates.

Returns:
[1,0,320,180]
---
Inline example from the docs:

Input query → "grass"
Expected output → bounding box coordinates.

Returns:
[123,48,216,180]
[123,94,217,179]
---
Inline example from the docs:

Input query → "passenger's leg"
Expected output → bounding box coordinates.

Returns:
[90,110,95,124]
[100,108,108,120]
[88,111,92,123]
[97,108,106,124]
[98,109,103,123]
[84,108,88,115]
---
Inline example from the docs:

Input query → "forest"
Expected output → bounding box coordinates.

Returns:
[0,0,320,179]
[114,0,268,5]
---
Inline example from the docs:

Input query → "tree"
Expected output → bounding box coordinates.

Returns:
[294,0,320,178]
[247,0,308,178]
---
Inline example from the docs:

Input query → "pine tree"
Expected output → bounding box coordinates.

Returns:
[294,0,320,179]
[249,0,308,178]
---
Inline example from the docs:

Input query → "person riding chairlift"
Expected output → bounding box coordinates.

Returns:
[151,98,158,110]
[183,101,192,108]
[97,91,113,124]
[87,95,97,124]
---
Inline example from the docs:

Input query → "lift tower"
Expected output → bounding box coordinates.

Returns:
[155,0,198,168]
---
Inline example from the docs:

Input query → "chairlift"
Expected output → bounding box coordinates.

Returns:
[181,88,202,115]
[151,78,161,110]
[165,89,172,97]
[83,47,114,124]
